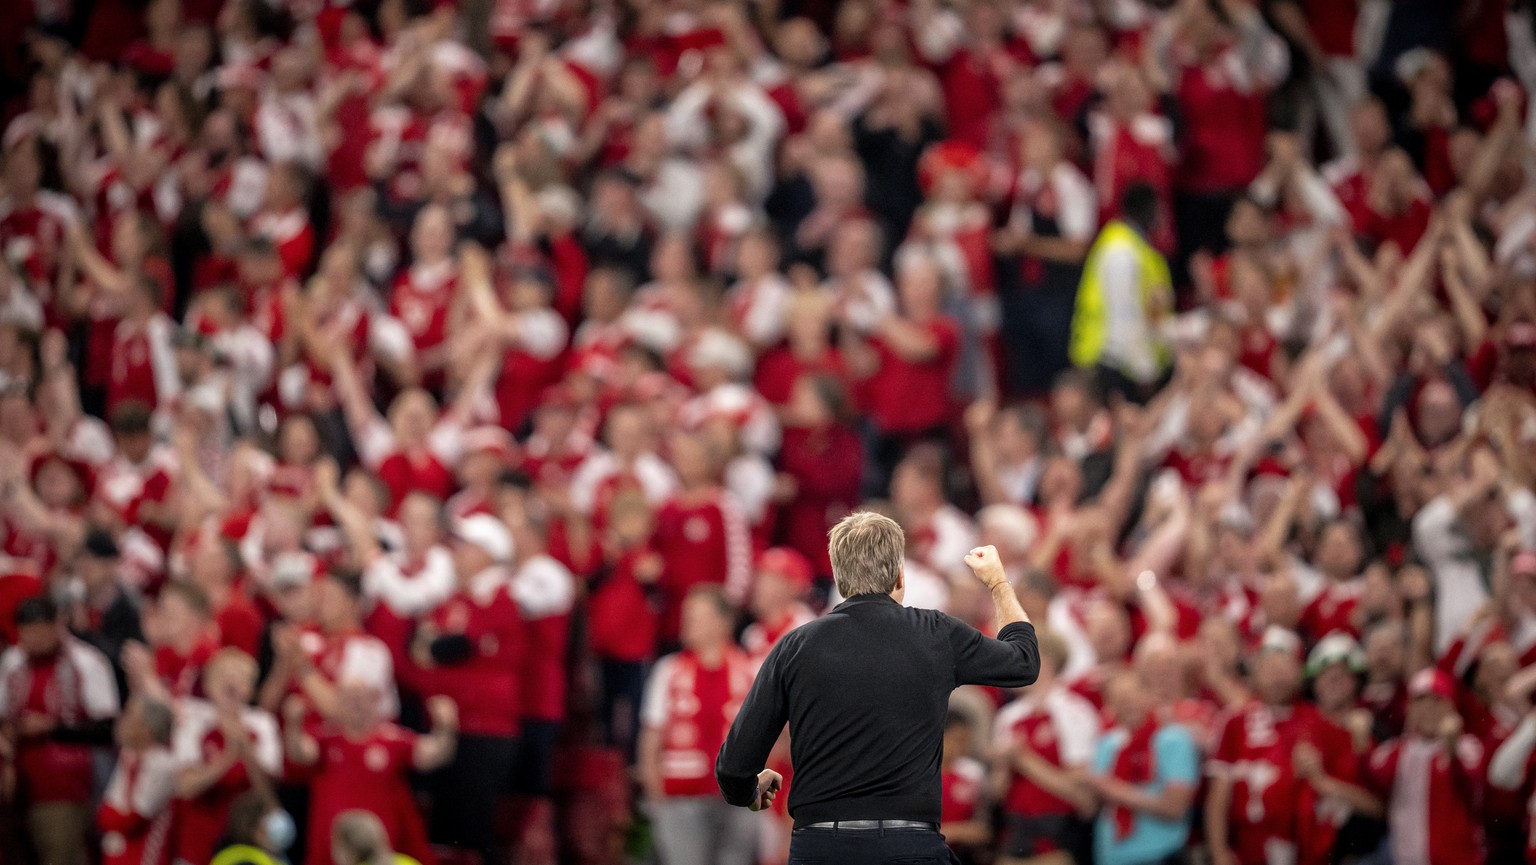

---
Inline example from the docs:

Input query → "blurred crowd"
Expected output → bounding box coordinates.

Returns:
[1,0,1536,864]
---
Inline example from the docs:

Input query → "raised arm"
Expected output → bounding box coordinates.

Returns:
[412,696,459,771]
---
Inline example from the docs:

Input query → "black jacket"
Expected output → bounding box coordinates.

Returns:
[715,594,1038,826]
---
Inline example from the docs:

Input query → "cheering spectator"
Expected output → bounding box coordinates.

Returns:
[991,629,1098,864]
[1366,668,1487,865]
[8,0,1536,863]
[171,649,281,865]
[1085,669,1199,865]
[0,596,120,865]
[406,512,522,861]
[97,695,176,865]
[283,685,456,865]
[639,587,758,865]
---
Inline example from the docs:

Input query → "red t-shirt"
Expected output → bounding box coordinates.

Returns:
[308,726,431,865]
[1211,702,1358,865]
[941,757,986,824]
[753,347,845,407]
[411,581,526,737]
[866,318,960,434]
[652,493,751,642]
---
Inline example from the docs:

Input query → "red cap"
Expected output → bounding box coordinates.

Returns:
[917,140,988,196]
[756,547,814,591]
[1408,668,1456,701]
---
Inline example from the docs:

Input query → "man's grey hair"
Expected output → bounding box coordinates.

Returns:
[828,512,905,598]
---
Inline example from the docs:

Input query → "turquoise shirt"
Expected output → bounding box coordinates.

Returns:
[1090,723,1199,865]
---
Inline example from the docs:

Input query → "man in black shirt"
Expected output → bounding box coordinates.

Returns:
[716,511,1039,863]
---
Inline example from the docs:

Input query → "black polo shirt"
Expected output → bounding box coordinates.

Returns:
[715,593,1039,826]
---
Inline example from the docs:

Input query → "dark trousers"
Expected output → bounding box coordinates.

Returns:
[788,826,958,865]
[597,658,647,760]
[430,733,519,861]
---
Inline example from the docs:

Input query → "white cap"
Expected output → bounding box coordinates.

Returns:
[977,504,1039,553]
[452,514,514,563]
[688,328,753,381]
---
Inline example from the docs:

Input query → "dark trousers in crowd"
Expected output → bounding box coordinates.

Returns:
[787,826,958,865]
[511,720,561,797]
[430,733,519,865]
[597,658,647,761]
[1172,189,1238,293]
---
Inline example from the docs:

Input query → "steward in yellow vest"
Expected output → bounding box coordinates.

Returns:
[1068,184,1173,399]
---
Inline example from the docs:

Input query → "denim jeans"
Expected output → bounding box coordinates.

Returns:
[787,825,959,865]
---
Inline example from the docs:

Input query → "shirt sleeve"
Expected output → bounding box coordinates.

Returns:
[949,618,1040,689]
[1054,167,1098,243]
[1153,726,1199,787]
[248,709,284,776]
[640,655,675,730]
[354,416,397,471]
[511,557,577,619]
[132,750,179,817]
[716,640,791,807]
[364,548,456,617]
[1055,696,1100,767]
[73,640,121,720]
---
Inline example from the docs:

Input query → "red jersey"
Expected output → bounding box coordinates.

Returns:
[108,315,176,414]
[941,756,986,824]
[95,449,176,550]
[169,700,282,865]
[154,637,217,698]
[412,569,526,737]
[640,648,755,797]
[214,592,265,657]
[1301,0,1359,56]
[866,317,960,434]
[1174,54,1274,193]
[0,637,120,803]
[389,259,459,358]
[1367,735,1487,865]
[512,555,576,723]
[776,424,863,578]
[307,725,432,865]
[652,491,752,642]
[993,688,1101,819]
[753,347,845,407]
[0,192,74,296]
[588,547,661,663]
[1299,578,1364,642]
[98,747,177,865]
[1209,701,1360,865]
[249,206,314,278]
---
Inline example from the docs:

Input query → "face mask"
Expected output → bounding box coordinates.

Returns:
[262,809,297,852]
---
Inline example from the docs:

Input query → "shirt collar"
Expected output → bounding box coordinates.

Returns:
[835,593,898,610]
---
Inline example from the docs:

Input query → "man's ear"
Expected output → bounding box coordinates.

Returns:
[895,566,905,592]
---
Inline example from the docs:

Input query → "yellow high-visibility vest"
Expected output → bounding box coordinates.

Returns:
[210,845,283,865]
[1068,219,1172,370]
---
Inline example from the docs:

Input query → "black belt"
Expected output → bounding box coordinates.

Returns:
[797,820,938,832]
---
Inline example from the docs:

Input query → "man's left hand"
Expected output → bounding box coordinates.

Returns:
[750,769,783,812]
